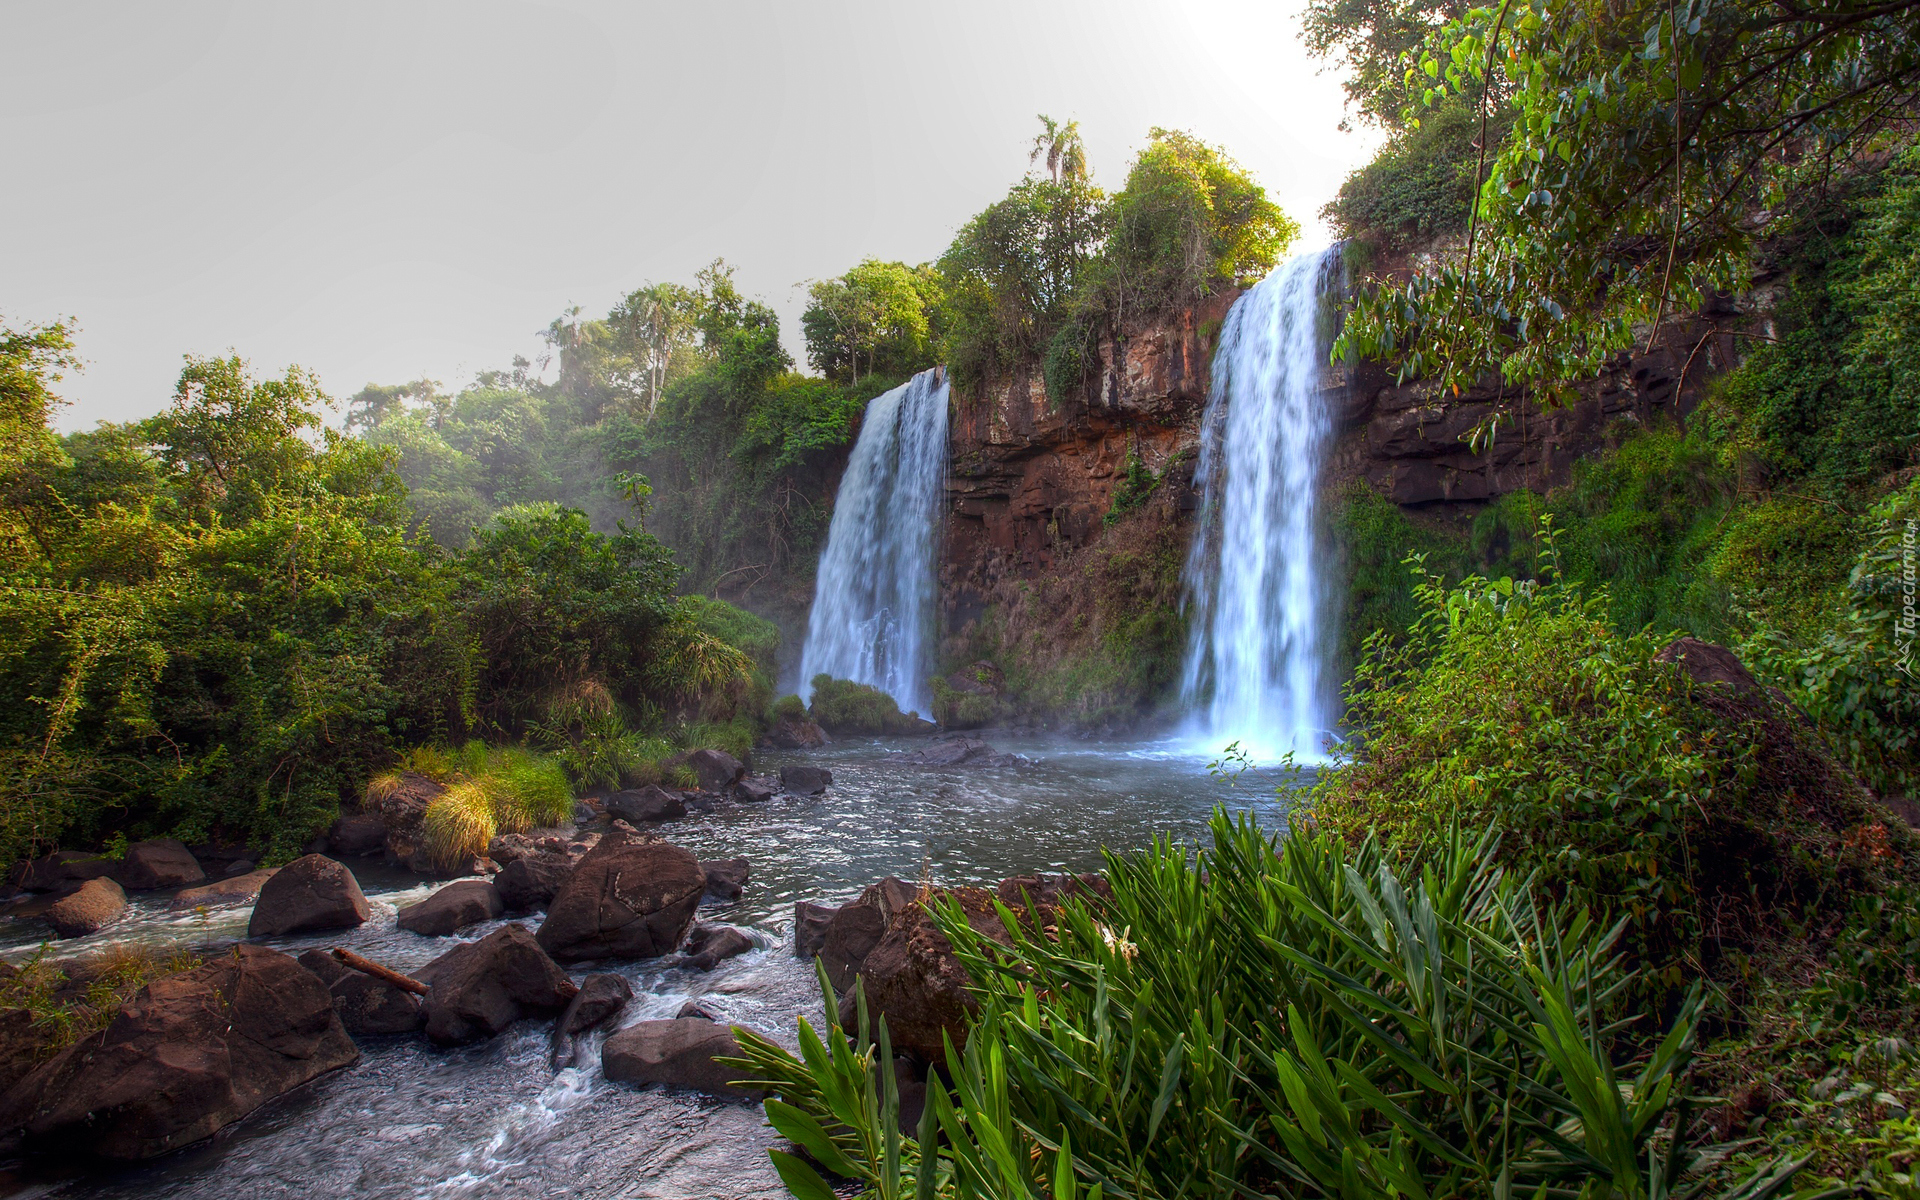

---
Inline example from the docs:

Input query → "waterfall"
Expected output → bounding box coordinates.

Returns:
[1179,248,1344,762]
[799,367,950,718]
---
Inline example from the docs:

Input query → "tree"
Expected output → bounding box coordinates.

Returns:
[1029,113,1089,183]
[345,378,441,433]
[610,281,701,418]
[801,259,937,384]
[1303,0,1475,128]
[1338,0,1920,409]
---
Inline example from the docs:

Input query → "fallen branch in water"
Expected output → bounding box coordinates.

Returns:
[331,947,429,995]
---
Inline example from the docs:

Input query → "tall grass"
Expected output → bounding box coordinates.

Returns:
[405,742,575,869]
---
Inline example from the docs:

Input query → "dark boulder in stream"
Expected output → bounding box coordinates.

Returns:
[248,854,370,937]
[397,879,504,936]
[793,900,837,958]
[602,1018,762,1101]
[296,950,424,1037]
[882,735,1025,768]
[11,851,115,892]
[45,877,126,938]
[551,972,632,1068]
[495,851,575,912]
[682,923,754,970]
[417,924,577,1045]
[700,857,750,899]
[605,785,686,823]
[535,831,703,962]
[779,764,832,795]
[681,748,747,792]
[0,945,358,1159]
[842,886,1013,1062]
[811,876,918,993]
[114,839,204,890]
[171,868,276,910]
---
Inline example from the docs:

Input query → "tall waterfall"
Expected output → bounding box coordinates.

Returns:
[799,367,950,717]
[1179,248,1344,762]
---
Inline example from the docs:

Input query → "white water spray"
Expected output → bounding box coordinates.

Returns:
[1179,249,1344,762]
[799,367,950,717]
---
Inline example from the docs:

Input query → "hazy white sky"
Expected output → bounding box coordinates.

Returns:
[4,0,1381,430]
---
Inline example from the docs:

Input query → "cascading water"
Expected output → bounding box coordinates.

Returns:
[1179,247,1344,762]
[799,367,950,717]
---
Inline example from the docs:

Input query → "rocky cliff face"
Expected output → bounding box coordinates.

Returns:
[941,293,1235,629]
[940,278,1757,625]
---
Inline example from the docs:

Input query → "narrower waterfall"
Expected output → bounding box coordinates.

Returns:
[799,367,950,717]
[1179,248,1343,762]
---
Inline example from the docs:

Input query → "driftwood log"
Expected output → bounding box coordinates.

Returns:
[330,946,429,995]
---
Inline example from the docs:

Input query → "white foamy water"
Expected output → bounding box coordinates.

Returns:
[798,368,950,717]
[1179,248,1344,764]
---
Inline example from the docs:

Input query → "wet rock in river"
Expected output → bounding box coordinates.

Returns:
[700,857,750,900]
[602,1018,763,1102]
[814,877,918,993]
[247,854,370,938]
[882,735,1025,768]
[46,877,126,939]
[171,868,277,910]
[682,748,747,792]
[11,851,115,893]
[114,839,205,890]
[0,945,358,1160]
[417,923,577,1045]
[535,831,703,962]
[495,851,574,912]
[551,972,632,1068]
[326,812,389,858]
[0,1008,51,1096]
[605,785,686,824]
[682,923,754,971]
[397,879,504,937]
[763,714,829,750]
[839,885,1011,1063]
[793,900,837,958]
[779,764,832,795]
[296,949,424,1037]
[730,776,779,804]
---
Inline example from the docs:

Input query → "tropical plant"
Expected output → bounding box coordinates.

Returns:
[737,816,1817,1200]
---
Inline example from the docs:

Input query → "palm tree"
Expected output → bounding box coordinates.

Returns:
[1029,114,1088,183]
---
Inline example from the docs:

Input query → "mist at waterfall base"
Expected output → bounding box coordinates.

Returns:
[1178,248,1344,766]
[797,368,950,718]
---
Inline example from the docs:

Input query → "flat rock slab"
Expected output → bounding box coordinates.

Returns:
[397,880,503,937]
[602,1018,762,1102]
[606,786,686,824]
[46,878,126,939]
[115,840,205,891]
[248,855,369,938]
[171,869,277,910]
[779,765,832,795]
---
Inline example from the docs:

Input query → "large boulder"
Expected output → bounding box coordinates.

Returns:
[731,776,780,804]
[115,840,205,890]
[46,878,126,939]
[701,858,750,900]
[683,749,747,792]
[839,886,1013,1063]
[764,715,829,750]
[0,946,358,1159]
[295,950,424,1037]
[12,851,115,893]
[535,832,703,962]
[171,869,276,910]
[793,900,838,958]
[606,786,686,824]
[0,1008,51,1096]
[602,1018,762,1102]
[779,765,832,795]
[1656,636,1760,690]
[494,852,574,912]
[326,812,389,858]
[417,924,577,1045]
[397,880,504,937]
[814,877,918,994]
[551,973,633,1068]
[247,855,370,938]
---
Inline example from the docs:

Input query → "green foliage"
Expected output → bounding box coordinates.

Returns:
[1324,97,1491,249]
[768,693,807,723]
[1302,0,1472,128]
[808,675,925,734]
[928,677,997,730]
[0,944,202,1058]
[417,742,573,868]
[1717,150,1920,494]
[1314,526,1905,977]
[1329,479,1466,668]
[1338,0,1920,407]
[1101,443,1159,527]
[741,818,1807,1200]
[1741,483,1920,798]
[674,717,756,763]
[802,260,942,385]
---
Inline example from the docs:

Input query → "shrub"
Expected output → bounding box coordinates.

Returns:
[735,816,1805,1200]
[674,718,756,762]
[1312,524,1910,978]
[417,742,573,868]
[929,676,997,729]
[808,675,925,735]
[768,693,807,723]
[1323,97,1492,250]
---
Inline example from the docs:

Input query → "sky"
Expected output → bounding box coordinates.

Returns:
[4,0,1382,430]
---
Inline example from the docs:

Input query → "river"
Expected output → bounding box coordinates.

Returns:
[0,735,1299,1200]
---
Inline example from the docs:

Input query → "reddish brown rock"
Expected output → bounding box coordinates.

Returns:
[46,877,126,938]
[417,924,577,1045]
[602,1018,762,1102]
[247,855,369,938]
[534,831,703,962]
[838,887,1012,1063]
[115,840,205,890]
[0,946,358,1159]
[171,868,277,910]
[397,880,503,937]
